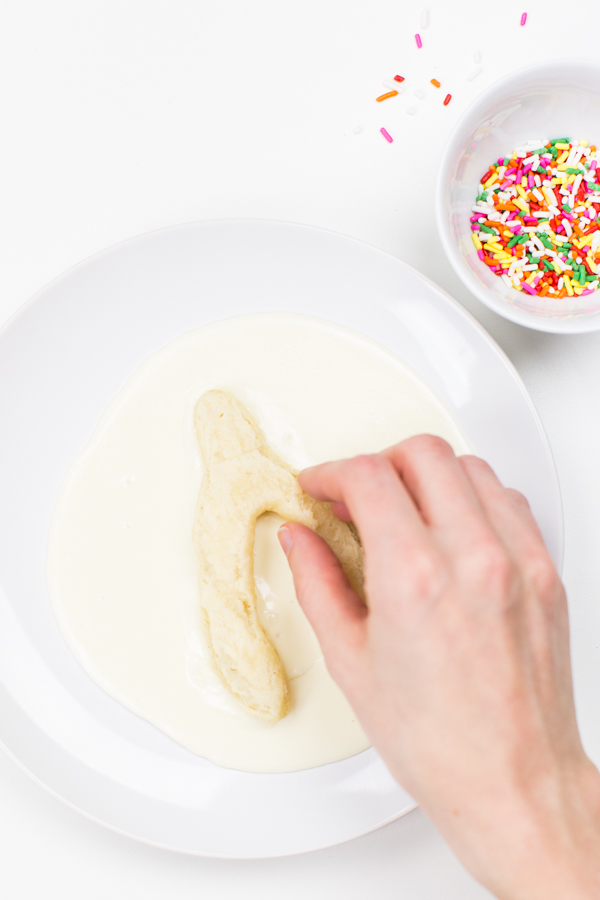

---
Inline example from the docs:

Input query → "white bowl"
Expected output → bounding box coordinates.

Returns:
[437,60,600,334]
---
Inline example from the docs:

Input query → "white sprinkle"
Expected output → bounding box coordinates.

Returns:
[421,9,429,28]
[522,264,539,271]
[501,274,513,288]
[352,125,363,134]
[473,51,482,63]
[407,107,416,115]
[532,188,544,203]
[563,219,573,237]
[383,80,397,89]
[467,67,482,81]
[414,89,425,99]
[558,277,564,290]
[574,205,587,213]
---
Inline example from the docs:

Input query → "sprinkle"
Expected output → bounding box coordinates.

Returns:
[394,75,405,83]
[415,89,425,99]
[407,107,416,116]
[376,91,398,102]
[352,125,363,134]
[380,127,393,143]
[421,10,429,28]
[467,67,482,81]
[415,34,423,48]
[473,138,600,301]
[520,12,527,26]
[473,51,482,64]
[443,93,452,106]
[431,79,441,88]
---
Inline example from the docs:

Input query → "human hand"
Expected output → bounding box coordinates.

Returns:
[278,436,600,899]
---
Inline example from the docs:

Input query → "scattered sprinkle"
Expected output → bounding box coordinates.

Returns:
[394,75,405,83]
[380,127,393,143]
[520,12,527,26]
[421,10,429,29]
[376,90,398,102]
[352,125,363,134]
[472,138,600,300]
[382,79,397,89]
[415,33,423,49]
[467,67,483,82]
[407,107,416,116]
[473,51,482,64]
[415,89,425,99]
[431,78,441,88]
[443,93,452,106]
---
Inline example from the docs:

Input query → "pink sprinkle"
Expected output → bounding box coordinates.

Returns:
[520,12,527,26]
[581,289,596,296]
[471,224,480,231]
[415,33,422,48]
[528,174,535,188]
[500,180,512,190]
[522,164,533,174]
[522,282,537,295]
[591,160,598,170]
[477,249,485,261]
[380,127,393,143]
[505,167,517,176]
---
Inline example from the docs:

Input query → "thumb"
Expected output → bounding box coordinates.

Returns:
[278,522,367,685]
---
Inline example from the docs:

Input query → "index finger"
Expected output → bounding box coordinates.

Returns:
[298,454,430,564]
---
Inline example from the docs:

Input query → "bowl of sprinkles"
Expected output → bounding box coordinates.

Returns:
[437,61,600,333]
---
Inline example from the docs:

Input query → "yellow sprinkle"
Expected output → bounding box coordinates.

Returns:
[516,185,528,199]
[564,274,574,296]
[484,173,498,188]
[525,272,537,285]
[471,234,482,250]
[580,140,589,147]
[551,262,562,274]
[579,234,594,247]
[554,142,571,150]
[485,242,503,251]
[556,151,569,165]
[493,252,512,260]
[514,198,529,212]
[574,286,584,295]
[556,164,568,171]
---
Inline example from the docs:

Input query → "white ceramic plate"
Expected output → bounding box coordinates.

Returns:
[0,220,562,858]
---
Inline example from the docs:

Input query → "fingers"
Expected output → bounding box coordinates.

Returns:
[457,455,558,588]
[381,436,489,544]
[298,455,430,565]
[278,522,367,681]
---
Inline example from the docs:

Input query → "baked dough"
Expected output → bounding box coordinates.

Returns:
[193,390,364,723]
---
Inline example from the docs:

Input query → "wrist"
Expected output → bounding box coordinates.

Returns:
[479,755,600,900]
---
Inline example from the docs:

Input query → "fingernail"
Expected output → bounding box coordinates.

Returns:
[278,525,293,557]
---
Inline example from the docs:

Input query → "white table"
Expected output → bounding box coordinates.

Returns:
[2,2,599,896]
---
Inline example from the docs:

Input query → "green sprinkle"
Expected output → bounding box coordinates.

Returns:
[541,258,553,271]
[539,234,553,249]
[503,157,510,166]
[586,274,597,282]
[480,224,497,234]
[507,235,520,248]
[518,234,529,244]
[551,138,570,145]
[565,167,581,174]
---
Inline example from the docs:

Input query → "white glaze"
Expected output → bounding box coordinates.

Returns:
[47,313,470,773]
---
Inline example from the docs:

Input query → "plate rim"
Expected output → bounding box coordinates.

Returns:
[0,218,564,856]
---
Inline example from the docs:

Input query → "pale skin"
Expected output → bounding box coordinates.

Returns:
[277,435,600,899]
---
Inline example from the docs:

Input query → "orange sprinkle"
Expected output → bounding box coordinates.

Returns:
[443,93,452,106]
[376,90,398,102]
[431,79,441,88]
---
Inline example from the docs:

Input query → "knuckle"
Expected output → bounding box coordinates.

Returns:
[459,455,495,477]
[344,453,388,482]
[506,487,531,512]
[468,538,514,594]
[405,433,454,459]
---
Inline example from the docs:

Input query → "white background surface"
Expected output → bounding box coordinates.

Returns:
[1,1,600,896]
